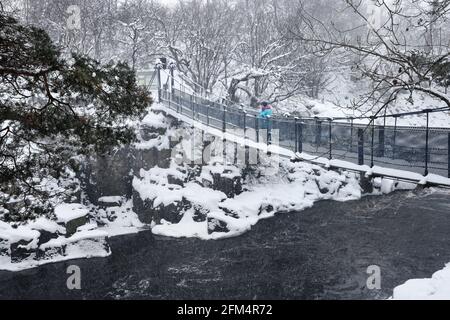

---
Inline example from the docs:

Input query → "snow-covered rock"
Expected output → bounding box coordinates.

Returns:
[135,151,363,240]
[0,217,112,271]
[98,196,124,208]
[392,264,450,300]
[54,203,90,236]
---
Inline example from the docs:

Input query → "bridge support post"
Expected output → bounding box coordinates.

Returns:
[448,132,450,178]
[392,116,398,159]
[358,128,364,166]
[170,64,175,95]
[222,105,226,133]
[222,105,227,164]
[191,96,195,120]
[315,118,321,147]
[294,118,298,153]
[378,126,385,157]
[267,118,272,156]
[328,118,332,160]
[201,129,205,165]
[168,87,172,111]
[370,116,375,168]
[425,110,430,176]
[349,117,354,151]
[298,119,303,154]
[255,115,260,165]
[244,111,249,166]
[156,65,161,103]
[191,124,195,166]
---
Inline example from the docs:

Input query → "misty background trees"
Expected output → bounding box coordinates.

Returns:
[3,0,449,111]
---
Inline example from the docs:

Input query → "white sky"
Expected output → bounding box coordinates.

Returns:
[157,0,178,7]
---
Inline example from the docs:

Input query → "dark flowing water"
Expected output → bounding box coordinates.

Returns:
[1,189,450,300]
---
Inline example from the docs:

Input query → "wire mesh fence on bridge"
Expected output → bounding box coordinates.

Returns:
[159,88,450,178]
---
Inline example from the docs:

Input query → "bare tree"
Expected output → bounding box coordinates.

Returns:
[226,0,333,106]
[286,0,450,114]
[115,0,166,70]
[158,0,239,94]
[20,0,118,61]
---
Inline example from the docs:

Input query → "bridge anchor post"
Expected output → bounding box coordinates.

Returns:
[358,128,364,166]
[267,118,272,156]
[298,119,303,154]
[294,117,298,153]
[244,111,249,166]
[448,132,450,178]
[370,116,375,168]
[328,118,332,160]
[424,110,430,176]
[155,64,161,103]
[378,125,385,157]
[255,115,260,165]
[222,105,227,165]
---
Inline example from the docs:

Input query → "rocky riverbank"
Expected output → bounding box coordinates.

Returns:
[0,106,414,271]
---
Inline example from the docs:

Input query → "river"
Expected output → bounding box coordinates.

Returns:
[1,188,449,299]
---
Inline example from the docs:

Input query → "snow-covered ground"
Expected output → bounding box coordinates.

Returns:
[274,91,450,128]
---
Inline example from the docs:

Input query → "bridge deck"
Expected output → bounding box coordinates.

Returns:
[155,102,450,188]
[296,153,450,188]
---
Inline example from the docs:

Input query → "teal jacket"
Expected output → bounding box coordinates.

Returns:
[259,109,273,119]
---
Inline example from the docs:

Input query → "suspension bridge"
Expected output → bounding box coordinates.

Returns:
[139,67,450,188]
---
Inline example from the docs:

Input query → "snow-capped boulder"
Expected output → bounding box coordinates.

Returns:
[0,240,8,257]
[10,239,36,263]
[38,228,110,262]
[200,165,243,198]
[28,217,64,246]
[207,216,229,234]
[4,226,40,263]
[98,196,124,208]
[54,203,90,237]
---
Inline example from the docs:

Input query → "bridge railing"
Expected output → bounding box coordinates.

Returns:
[159,88,450,178]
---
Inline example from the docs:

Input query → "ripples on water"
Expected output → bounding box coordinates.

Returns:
[1,189,450,299]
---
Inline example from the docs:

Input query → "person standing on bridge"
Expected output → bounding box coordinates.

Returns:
[258,101,273,119]
[258,101,273,131]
